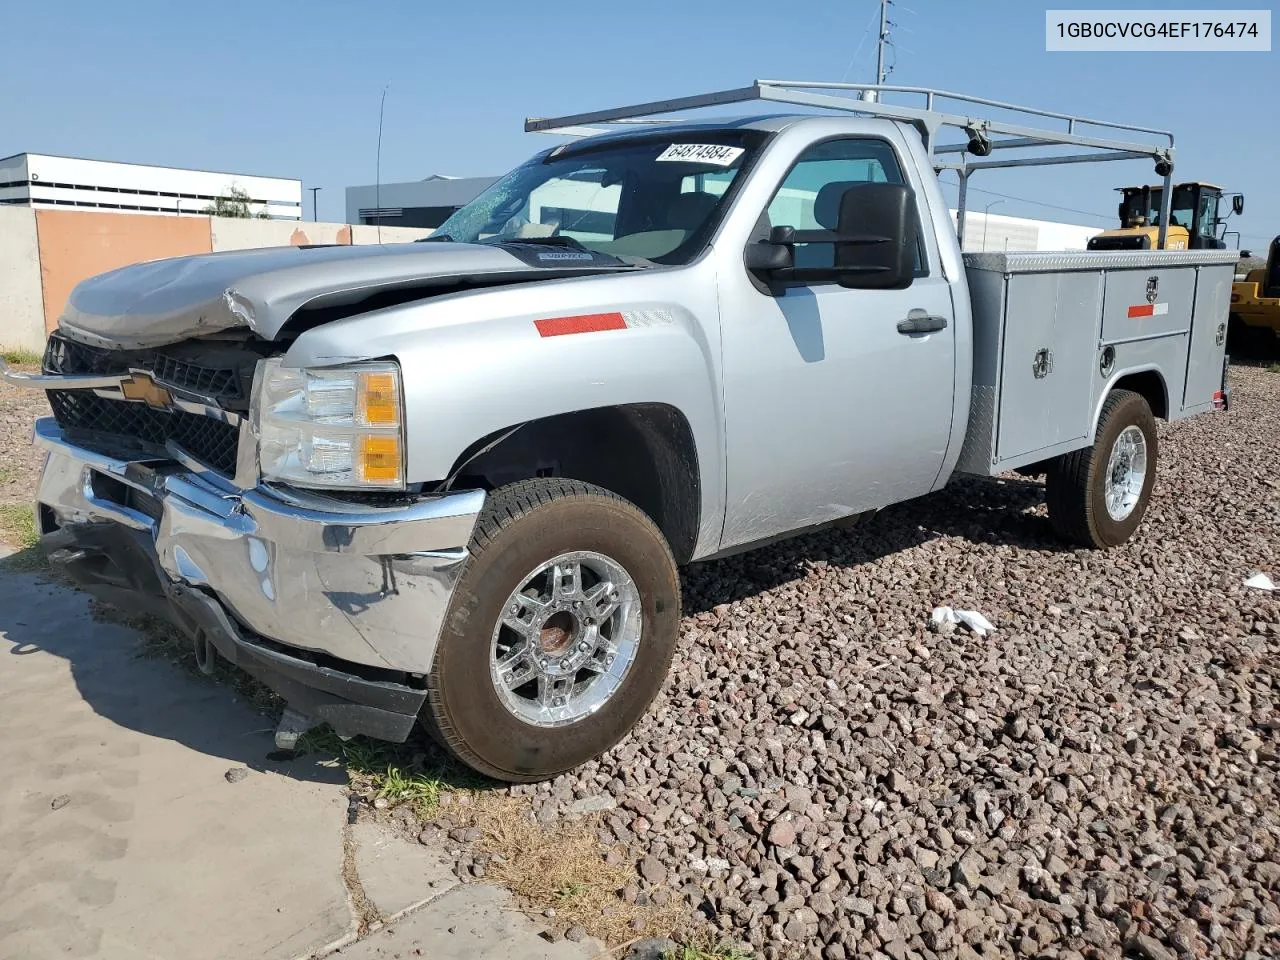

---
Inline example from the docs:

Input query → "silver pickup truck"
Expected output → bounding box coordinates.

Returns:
[3,83,1235,782]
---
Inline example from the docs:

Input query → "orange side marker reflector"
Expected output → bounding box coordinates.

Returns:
[534,312,627,337]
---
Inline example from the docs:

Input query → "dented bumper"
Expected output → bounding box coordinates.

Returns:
[32,418,484,740]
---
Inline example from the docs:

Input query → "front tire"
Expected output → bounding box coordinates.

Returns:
[1046,389,1158,548]
[426,478,680,782]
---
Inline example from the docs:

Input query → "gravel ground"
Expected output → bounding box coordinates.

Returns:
[2,357,1276,959]
[493,365,1279,960]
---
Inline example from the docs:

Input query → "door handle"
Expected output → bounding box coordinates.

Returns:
[897,311,949,334]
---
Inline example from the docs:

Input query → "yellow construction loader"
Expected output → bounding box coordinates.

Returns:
[1229,236,1280,351]
[1087,181,1243,251]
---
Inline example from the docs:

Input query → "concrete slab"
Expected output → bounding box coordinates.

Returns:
[0,572,354,960]
[351,822,458,921]
[329,883,606,960]
[0,568,625,960]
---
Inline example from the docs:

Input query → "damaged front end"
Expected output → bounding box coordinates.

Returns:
[4,331,484,746]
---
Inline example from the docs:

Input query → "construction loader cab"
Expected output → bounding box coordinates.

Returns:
[1088,182,1240,251]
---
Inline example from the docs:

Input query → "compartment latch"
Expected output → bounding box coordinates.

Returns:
[1032,348,1054,379]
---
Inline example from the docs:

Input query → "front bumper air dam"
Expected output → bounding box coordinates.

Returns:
[31,417,485,742]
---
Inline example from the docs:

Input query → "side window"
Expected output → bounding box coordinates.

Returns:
[1196,192,1218,240]
[765,138,924,274]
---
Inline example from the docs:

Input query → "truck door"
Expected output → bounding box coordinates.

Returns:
[717,136,956,550]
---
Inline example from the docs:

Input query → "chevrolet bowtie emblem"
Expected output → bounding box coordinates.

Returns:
[119,373,173,409]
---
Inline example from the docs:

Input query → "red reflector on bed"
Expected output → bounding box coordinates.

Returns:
[1127,304,1155,318]
[534,312,627,337]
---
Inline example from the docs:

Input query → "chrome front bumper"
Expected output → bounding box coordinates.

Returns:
[33,417,484,676]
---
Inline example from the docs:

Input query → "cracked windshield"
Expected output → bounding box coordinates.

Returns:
[434,135,759,263]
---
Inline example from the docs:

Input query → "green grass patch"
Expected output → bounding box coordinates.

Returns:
[0,505,44,572]
[1,348,42,367]
[0,467,16,486]
[1268,362,1280,374]
[666,944,754,960]
[0,504,38,549]
[296,726,483,817]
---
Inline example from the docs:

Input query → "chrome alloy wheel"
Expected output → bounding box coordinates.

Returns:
[1104,424,1148,521]
[490,551,642,727]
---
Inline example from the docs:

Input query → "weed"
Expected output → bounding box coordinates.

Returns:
[295,727,480,818]
[1268,362,1280,374]
[667,945,754,960]
[1,348,41,367]
[0,504,37,563]
[458,794,689,945]
[0,466,16,486]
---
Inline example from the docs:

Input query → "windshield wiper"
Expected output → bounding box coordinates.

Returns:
[417,233,454,242]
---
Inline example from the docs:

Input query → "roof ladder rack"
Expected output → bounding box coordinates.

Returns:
[525,80,1178,249]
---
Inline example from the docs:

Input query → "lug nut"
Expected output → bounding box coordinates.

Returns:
[554,697,566,706]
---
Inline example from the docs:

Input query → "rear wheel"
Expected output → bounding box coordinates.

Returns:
[425,478,680,782]
[1046,389,1158,548]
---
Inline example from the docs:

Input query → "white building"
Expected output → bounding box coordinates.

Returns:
[0,153,302,219]
[954,210,1100,252]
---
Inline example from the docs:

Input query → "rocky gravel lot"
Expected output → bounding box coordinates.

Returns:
[489,365,1279,960]
[2,355,1276,959]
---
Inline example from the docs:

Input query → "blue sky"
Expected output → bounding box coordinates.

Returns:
[4,0,1276,247]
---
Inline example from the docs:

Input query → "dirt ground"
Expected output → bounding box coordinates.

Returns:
[0,363,49,545]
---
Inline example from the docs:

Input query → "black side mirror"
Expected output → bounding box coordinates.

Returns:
[833,183,918,290]
[744,225,795,272]
[1117,200,1127,223]
[1233,194,1245,216]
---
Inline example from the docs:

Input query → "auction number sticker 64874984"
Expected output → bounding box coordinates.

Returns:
[655,144,745,166]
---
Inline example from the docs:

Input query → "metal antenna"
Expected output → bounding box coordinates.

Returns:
[375,83,390,244]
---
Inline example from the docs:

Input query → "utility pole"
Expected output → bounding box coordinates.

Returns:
[875,0,889,87]
[863,0,892,103]
[309,186,322,222]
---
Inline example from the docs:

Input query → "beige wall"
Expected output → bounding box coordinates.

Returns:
[211,221,432,251]
[0,211,434,352]
[349,224,434,245]
[210,219,353,251]
[0,208,45,353]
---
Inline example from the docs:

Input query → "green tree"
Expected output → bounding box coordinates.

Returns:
[203,184,271,219]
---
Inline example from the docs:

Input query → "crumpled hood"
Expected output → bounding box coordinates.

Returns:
[57,241,585,349]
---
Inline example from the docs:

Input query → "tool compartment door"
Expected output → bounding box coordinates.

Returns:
[1182,263,1232,413]
[1101,267,1196,343]
[996,271,1100,461]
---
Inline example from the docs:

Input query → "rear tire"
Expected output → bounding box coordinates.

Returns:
[1046,390,1158,548]
[425,478,680,782]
